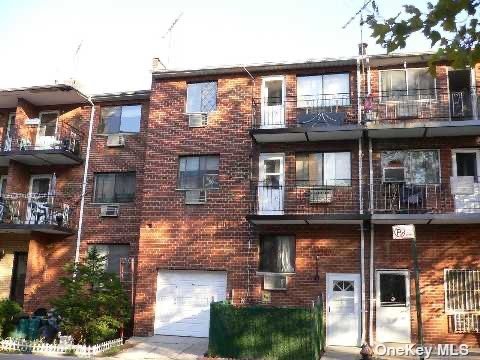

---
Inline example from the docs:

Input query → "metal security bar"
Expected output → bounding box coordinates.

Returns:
[445,269,480,313]
[451,313,480,333]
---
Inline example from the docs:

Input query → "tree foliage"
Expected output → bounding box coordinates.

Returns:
[366,0,480,70]
[0,299,22,338]
[51,248,131,345]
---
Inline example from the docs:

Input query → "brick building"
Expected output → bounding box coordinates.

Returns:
[2,50,480,348]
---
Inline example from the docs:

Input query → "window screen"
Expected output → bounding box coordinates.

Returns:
[93,172,136,203]
[99,105,141,134]
[295,152,351,186]
[186,82,217,113]
[259,235,295,273]
[178,155,219,189]
[379,273,407,306]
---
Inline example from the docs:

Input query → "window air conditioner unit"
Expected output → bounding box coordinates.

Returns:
[185,190,207,204]
[309,187,333,204]
[106,134,125,147]
[264,274,287,291]
[383,167,406,183]
[450,176,475,195]
[188,113,208,127]
[100,204,120,217]
[25,118,40,125]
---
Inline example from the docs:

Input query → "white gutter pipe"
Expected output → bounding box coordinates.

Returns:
[368,137,374,344]
[75,98,95,263]
[360,223,366,344]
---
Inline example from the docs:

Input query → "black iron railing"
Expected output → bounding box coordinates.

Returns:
[0,193,77,229]
[249,180,361,215]
[3,121,84,155]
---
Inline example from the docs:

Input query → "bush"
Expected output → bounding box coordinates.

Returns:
[208,302,324,360]
[51,248,131,345]
[0,299,22,338]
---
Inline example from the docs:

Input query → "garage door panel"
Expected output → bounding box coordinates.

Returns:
[154,271,227,337]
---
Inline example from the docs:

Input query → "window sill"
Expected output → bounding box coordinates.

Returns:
[256,271,295,276]
[96,133,140,137]
[91,202,135,205]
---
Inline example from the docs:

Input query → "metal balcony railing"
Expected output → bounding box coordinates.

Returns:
[362,88,478,123]
[0,193,77,229]
[252,94,356,129]
[249,180,361,216]
[370,178,480,214]
[3,121,84,155]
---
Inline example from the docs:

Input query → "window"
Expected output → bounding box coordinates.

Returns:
[0,176,7,196]
[38,112,58,137]
[88,244,129,275]
[297,73,350,107]
[93,172,136,203]
[186,82,217,113]
[259,235,295,274]
[99,105,141,134]
[380,68,435,100]
[178,155,219,189]
[456,152,478,178]
[296,152,351,186]
[381,150,440,184]
[445,269,480,313]
[379,273,407,306]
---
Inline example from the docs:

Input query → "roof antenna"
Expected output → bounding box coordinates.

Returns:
[161,12,184,68]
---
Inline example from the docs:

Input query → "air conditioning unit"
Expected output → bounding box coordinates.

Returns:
[264,274,287,291]
[25,118,40,125]
[383,167,406,183]
[188,113,208,127]
[106,134,125,147]
[99,204,120,217]
[309,187,333,204]
[185,190,207,204]
[451,176,475,195]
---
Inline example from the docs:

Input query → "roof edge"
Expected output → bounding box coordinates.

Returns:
[92,90,151,102]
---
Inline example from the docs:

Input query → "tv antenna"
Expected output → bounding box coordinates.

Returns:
[341,0,374,56]
[161,12,184,67]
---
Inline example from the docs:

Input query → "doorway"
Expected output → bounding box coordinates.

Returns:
[261,76,285,128]
[258,153,284,215]
[448,69,473,119]
[10,252,28,306]
[452,149,480,213]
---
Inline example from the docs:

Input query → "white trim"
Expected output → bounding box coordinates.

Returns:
[452,148,480,179]
[260,75,286,128]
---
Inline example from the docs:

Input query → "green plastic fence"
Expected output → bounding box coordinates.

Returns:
[208,300,324,360]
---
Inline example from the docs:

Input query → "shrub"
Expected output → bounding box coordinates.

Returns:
[0,299,22,338]
[51,248,131,345]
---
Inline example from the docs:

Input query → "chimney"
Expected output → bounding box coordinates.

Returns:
[152,57,167,72]
[358,42,368,56]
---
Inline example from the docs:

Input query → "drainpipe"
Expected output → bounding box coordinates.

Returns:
[368,137,374,344]
[360,222,366,344]
[357,58,362,124]
[75,97,95,264]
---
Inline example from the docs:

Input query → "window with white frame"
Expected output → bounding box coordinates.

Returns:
[297,73,350,108]
[381,150,440,184]
[296,152,351,186]
[380,68,436,100]
[99,105,141,134]
[445,269,480,313]
[186,82,217,114]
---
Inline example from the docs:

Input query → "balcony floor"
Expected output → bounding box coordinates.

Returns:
[372,213,480,224]
[247,214,367,225]
[250,124,363,143]
[0,223,75,235]
[0,149,83,166]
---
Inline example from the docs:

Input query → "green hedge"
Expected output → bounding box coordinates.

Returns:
[208,301,324,360]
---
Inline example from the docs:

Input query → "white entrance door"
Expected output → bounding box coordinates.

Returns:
[326,273,361,347]
[258,153,284,215]
[376,270,411,343]
[452,149,480,213]
[26,175,52,224]
[261,76,285,128]
[36,111,59,149]
[154,270,227,337]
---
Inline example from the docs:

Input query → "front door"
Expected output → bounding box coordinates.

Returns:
[448,69,473,119]
[376,270,411,343]
[27,175,52,224]
[36,111,59,149]
[261,76,285,128]
[452,149,480,213]
[326,273,361,347]
[258,153,284,215]
[4,113,15,151]
[10,252,28,306]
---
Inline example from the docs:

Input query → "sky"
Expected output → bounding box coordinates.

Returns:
[0,0,434,94]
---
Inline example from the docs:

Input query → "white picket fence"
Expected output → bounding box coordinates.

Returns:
[0,337,122,358]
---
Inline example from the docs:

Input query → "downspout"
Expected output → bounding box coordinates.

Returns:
[75,97,95,264]
[368,137,374,344]
[360,223,366,344]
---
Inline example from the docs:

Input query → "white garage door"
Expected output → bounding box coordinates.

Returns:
[154,270,227,337]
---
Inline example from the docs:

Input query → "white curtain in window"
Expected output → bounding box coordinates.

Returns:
[277,236,294,273]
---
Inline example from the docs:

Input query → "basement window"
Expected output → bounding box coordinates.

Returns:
[99,105,141,134]
[259,235,295,274]
[186,82,217,114]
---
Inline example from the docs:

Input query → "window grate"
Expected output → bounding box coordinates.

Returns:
[451,313,480,333]
[445,269,480,313]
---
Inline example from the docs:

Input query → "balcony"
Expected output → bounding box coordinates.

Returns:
[0,193,76,235]
[247,181,365,225]
[250,95,363,143]
[364,88,480,138]
[370,179,480,224]
[0,122,84,166]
